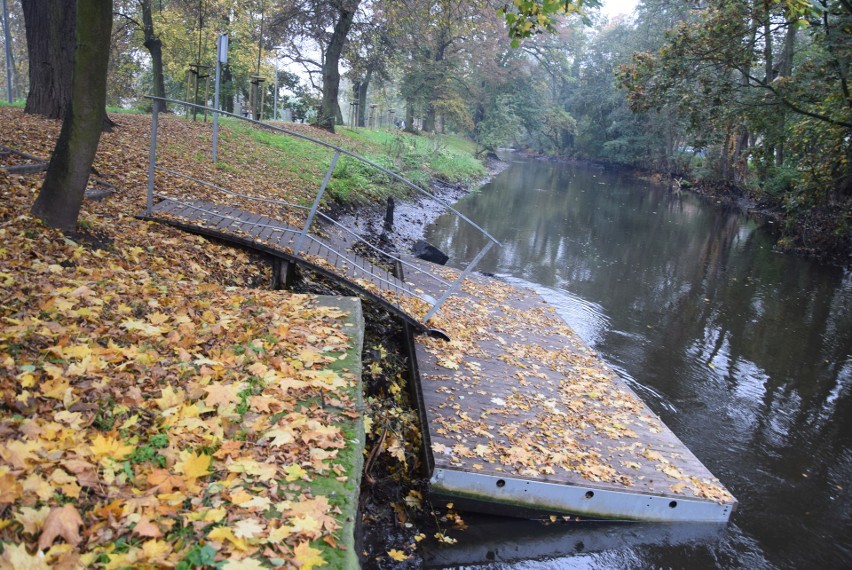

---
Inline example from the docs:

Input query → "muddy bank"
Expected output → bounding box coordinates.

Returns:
[332,155,509,255]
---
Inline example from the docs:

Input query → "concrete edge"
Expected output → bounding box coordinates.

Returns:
[314,295,365,570]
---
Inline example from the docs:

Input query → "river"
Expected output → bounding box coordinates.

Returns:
[421,156,852,569]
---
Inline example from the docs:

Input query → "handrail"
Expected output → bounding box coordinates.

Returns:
[146,96,502,246]
[144,96,498,323]
[155,166,309,211]
[154,165,452,289]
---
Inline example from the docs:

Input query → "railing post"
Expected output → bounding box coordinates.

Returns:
[294,151,340,254]
[423,240,495,323]
[146,103,159,216]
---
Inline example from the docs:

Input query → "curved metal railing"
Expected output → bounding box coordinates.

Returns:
[144,96,499,323]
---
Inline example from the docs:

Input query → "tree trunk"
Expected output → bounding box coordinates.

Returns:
[222,64,233,113]
[356,67,371,127]
[31,0,112,231]
[720,131,732,182]
[140,0,166,112]
[405,103,414,131]
[424,104,435,132]
[22,0,74,119]
[317,1,359,133]
[2,0,15,101]
[775,22,797,167]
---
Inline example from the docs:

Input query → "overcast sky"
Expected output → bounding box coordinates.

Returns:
[600,0,639,18]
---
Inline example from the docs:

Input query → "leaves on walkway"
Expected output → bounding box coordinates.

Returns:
[410,265,734,503]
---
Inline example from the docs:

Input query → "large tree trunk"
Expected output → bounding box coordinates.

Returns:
[31,0,112,231]
[140,0,166,112]
[317,1,359,133]
[355,68,372,127]
[22,0,74,119]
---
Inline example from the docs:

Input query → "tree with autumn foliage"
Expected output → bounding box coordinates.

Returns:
[617,0,850,254]
[271,0,362,132]
[499,0,599,46]
[114,0,168,112]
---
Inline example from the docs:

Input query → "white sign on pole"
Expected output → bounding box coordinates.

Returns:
[218,33,229,64]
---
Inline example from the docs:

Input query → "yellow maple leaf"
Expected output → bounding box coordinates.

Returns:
[293,541,325,570]
[154,386,185,410]
[266,524,293,543]
[147,312,170,325]
[119,414,140,430]
[388,549,411,561]
[90,434,135,463]
[283,464,308,482]
[120,318,162,336]
[207,526,249,551]
[0,541,49,569]
[15,506,50,535]
[222,558,268,570]
[226,458,278,481]
[61,345,92,360]
[263,426,295,447]
[175,451,212,479]
[204,508,228,523]
[233,518,264,539]
[288,514,323,539]
[40,377,70,400]
[141,539,172,563]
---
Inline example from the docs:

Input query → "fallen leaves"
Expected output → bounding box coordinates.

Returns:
[0,107,364,568]
[37,505,84,550]
[411,263,735,503]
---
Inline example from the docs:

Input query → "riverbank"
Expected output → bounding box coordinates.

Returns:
[524,152,850,268]
[335,154,510,254]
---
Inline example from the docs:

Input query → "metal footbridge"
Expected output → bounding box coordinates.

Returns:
[140,97,499,329]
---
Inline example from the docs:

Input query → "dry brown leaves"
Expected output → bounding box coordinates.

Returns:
[0,108,361,568]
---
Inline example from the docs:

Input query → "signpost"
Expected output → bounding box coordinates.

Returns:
[212,33,228,163]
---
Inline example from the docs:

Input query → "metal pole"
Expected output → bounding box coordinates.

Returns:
[294,151,339,254]
[147,105,159,216]
[423,241,495,322]
[212,59,221,162]
[273,57,278,121]
[1,0,12,103]
[213,33,227,163]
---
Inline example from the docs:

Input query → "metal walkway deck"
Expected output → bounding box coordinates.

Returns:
[403,260,737,523]
[141,197,431,331]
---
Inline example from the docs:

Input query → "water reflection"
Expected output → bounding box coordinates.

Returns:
[425,158,852,569]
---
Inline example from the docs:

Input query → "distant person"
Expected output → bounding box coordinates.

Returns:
[400,120,406,130]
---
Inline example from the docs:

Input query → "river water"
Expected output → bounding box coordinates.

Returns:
[422,157,851,569]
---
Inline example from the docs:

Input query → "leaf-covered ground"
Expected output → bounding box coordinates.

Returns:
[0,108,368,568]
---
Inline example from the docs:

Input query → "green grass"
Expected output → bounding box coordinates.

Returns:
[165,116,485,210]
[341,128,485,185]
[106,105,148,114]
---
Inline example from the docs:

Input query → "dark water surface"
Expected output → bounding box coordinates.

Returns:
[422,157,851,569]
